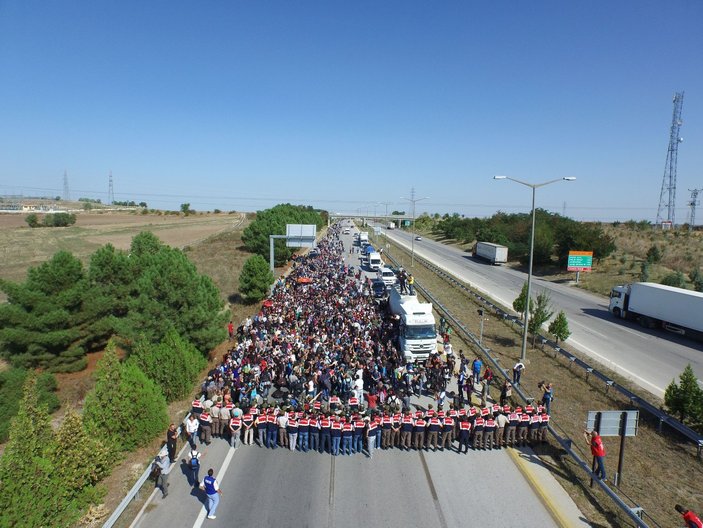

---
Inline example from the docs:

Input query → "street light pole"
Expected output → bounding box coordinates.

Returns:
[493,175,576,362]
[401,187,429,267]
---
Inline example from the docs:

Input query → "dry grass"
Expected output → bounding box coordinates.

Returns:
[379,234,702,528]
[0,211,241,288]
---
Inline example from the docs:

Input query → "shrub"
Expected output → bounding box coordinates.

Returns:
[25,213,39,228]
[239,254,274,303]
[665,365,703,427]
[128,330,207,402]
[0,368,60,442]
[83,342,169,452]
[0,375,79,527]
[660,271,686,289]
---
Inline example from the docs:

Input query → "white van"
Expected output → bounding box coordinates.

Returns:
[368,252,383,271]
[378,267,396,286]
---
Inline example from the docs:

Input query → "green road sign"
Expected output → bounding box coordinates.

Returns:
[568,251,593,271]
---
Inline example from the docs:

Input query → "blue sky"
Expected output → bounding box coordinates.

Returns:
[1,1,701,221]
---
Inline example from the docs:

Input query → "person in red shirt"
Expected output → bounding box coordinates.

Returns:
[584,429,606,481]
[676,504,703,528]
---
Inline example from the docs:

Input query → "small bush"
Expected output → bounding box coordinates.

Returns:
[660,271,686,288]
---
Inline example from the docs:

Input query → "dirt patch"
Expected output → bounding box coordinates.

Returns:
[378,234,702,528]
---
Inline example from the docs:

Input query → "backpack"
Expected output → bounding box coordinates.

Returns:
[190,455,200,469]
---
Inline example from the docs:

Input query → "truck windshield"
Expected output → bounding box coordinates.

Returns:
[404,325,436,339]
[610,290,621,299]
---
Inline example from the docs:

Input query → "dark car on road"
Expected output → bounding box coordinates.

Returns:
[371,279,388,300]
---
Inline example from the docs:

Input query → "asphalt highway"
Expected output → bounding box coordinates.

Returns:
[381,227,703,397]
[130,223,587,528]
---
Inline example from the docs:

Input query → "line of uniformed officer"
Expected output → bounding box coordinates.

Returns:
[190,401,551,454]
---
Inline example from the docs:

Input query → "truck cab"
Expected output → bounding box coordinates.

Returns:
[608,285,629,318]
[388,286,437,362]
[367,252,383,271]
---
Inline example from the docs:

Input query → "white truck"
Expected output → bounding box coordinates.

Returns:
[609,282,703,340]
[367,251,383,271]
[388,286,437,362]
[359,232,369,245]
[387,221,396,230]
[475,242,509,265]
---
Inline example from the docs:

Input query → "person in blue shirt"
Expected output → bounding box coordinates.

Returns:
[200,468,223,520]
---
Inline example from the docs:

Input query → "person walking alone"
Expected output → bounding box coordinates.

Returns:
[154,452,172,498]
[201,468,223,520]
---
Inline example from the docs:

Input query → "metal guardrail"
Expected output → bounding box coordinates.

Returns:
[102,399,202,528]
[382,250,653,528]
[388,245,703,457]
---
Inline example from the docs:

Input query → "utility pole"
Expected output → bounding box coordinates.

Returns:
[62,170,70,201]
[656,92,684,227]
[108,170,115,205]
[688,188,702,232]
[401,188,429,267]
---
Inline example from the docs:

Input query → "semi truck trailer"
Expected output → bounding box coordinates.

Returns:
[475,242,509,265]
[388,286,437,362]
[608,282,703,340]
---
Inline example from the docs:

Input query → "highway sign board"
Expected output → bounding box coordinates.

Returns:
[568,251,593,271]
[586,410,639,437]
[286,224,317,248]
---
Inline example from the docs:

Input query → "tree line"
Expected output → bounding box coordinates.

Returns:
[431,210,615,266]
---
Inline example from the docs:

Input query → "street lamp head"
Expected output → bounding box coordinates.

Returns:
[563,177,576,181]
[493,175,507,180]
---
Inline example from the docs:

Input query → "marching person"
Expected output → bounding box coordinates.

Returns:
[154,452,172,498]
[185,413,199,449]
[188,447,202,487]
[200,468,224,520]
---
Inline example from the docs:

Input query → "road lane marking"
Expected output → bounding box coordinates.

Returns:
[328,455,336,528]
[418,451,448,528]
[191,445,237,528]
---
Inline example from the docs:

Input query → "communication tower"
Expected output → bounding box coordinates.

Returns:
[62,170,70,201]
[656,92,684,226]
[108,171,115,205]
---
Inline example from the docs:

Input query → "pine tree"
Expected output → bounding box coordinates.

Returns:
[512,281,530,316]
[120,244,227,352]
[128,329,207,402]
[664,365,703,425]
[47,409,111,509]
[528,291,554,346]
[83,341,169,452]
[239,254,275,303]
[548,310,571,345]
[0,375,77,528]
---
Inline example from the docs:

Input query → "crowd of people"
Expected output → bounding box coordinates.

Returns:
[179,222,557,460]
